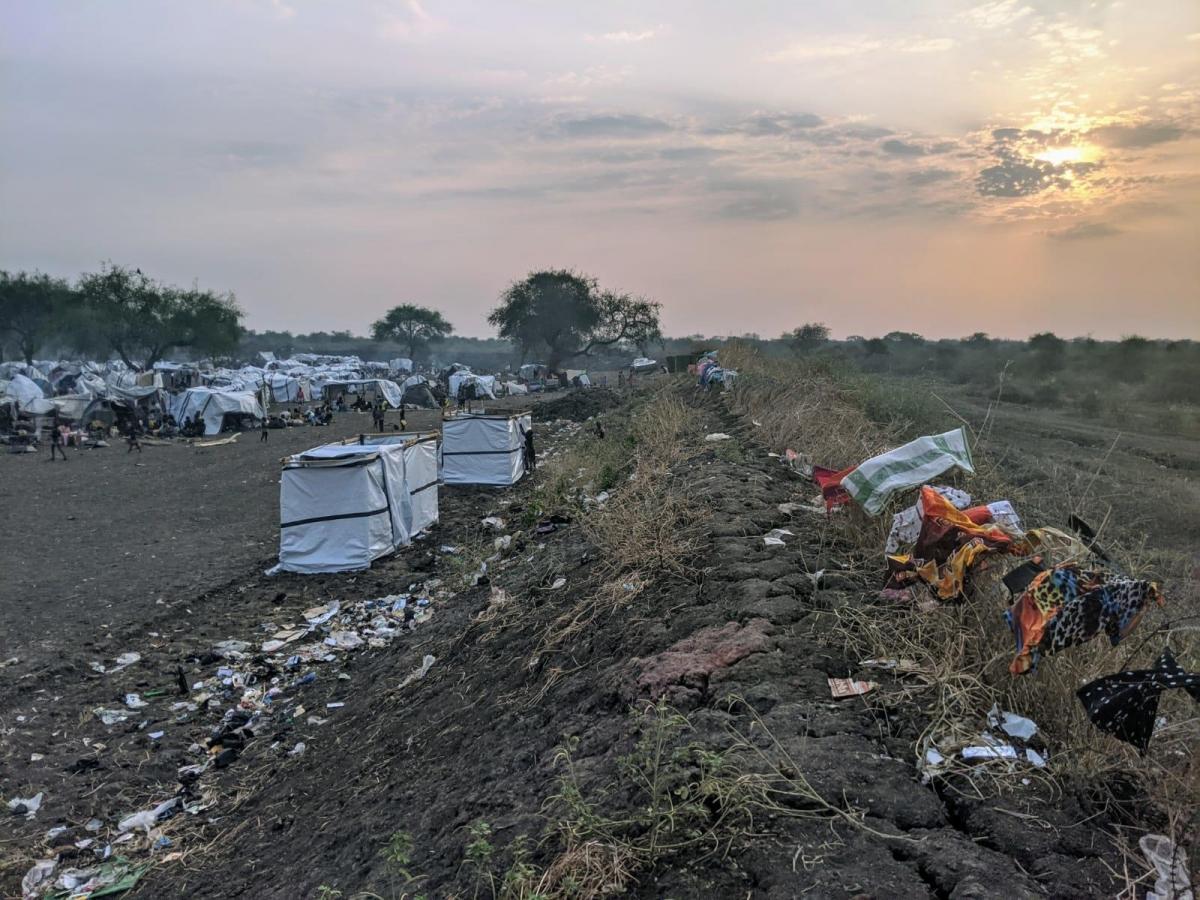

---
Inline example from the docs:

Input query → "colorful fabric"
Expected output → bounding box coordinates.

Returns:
[884,485,972,554]
[1077,648,1200,751]
[812,465,855,511]
[912,486,1022,560]
[842,427,975,516]
[1006,564,1163,674]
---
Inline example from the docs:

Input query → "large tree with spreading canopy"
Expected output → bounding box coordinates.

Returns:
[488,269,662,370]
[0,270,78,364]
[370,304,454,360]
[76,263,244,370]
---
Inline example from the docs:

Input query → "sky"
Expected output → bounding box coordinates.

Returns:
[2,1,1198,340]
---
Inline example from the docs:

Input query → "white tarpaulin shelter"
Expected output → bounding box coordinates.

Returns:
[441,412,531,486]
[170,387,265,436]
[3,373,45,408]
[389,358,414,373]
[320,378,404,408]
[278,433,439,574]
[631,357,658,371]
[448,372,497,400]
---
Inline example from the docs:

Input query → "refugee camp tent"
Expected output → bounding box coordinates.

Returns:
[3,374,45,408]
[277,432,440,574]
[441,412,532,486]
[400,375,437,407]
[389,358,414,374]
[503,381,529,396]
[448,372,497,400]
[320,378,404,408]
[170,387,265,436]
[631,357,658,372]
[565,369,591,387]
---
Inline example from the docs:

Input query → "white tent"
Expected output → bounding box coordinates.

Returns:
[170,387,265,436]
[320,378,404,408]
[441,413,531,486]
[631,357,658,371]
[3,373,45,408]
[389,358,414,374]
[448,372,497,400]
[278,433,439,574]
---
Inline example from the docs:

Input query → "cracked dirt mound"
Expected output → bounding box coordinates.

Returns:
[533,386,622,422]
[4,386,1125,899]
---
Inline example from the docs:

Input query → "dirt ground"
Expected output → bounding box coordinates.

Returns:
[0,383,1154,898]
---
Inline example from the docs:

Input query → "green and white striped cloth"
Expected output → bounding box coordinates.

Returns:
[842,427,974,516]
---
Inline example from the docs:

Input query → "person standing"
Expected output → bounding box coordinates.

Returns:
[260,416,270,442]
[48,415,68,461]
[126,418,142,453]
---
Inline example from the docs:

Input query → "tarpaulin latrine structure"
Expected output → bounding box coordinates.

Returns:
[278,432,439,574]
[441,412,532,486]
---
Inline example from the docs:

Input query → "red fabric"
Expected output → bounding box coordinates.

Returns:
[812,465,856,511]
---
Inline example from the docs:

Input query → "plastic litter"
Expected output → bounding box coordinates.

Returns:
[828,678,877,699]
[962,740,1018,760]
[987,704,1038,741]
[303,601,340,625]
[124,693,148,709]
[763,528,793,547]
[480,516,506,530]
[549,576,567,590]
[8,792,43,819]
[399,654,437,689]
[118,798,178,834]
[288,742,307,757]
[1140,833,1193,900]
[94,707,129,726]
[704,432,732,441]
[21,859,56,897]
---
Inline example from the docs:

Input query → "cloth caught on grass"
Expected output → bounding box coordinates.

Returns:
[1006,564,1162,674]
[883,487,1028,601]
[842,427,974,516]
[812,465,855,511]
[1076,647,1200,752]
[885,485,972,553]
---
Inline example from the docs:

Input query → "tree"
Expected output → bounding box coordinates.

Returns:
[0,270,77,365]
[784,322,830,353]
[1027,331,1066,375]
[864,337,889,356]
[76,264,244,370]
[370,304,454,360]
[488,269,662,369]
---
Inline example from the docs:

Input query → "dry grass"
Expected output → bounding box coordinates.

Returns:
[723,343,1200,872]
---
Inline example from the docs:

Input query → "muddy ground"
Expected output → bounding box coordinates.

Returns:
[1,384,1128,898]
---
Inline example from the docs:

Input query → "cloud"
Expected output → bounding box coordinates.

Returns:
[1047,222,1124,240]
[658,146,725,162]
[959,0,1034,30]
[718,194,799,220]
[896,37,956,53]
[907,168,956,185]
[378,0,440,41]
[881,139,927,156]
[545,65,631,89]
[737,113,825,135]
[1087,121,1185,148]
[590,27,661,43]
[767,36,883,62]
[557,114,672,139]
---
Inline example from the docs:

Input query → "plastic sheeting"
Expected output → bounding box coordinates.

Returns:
[842,427,975,516]
[170,388,265,436]
[441,414,530,486]
[3,373,45,408]
[278,435,439,573]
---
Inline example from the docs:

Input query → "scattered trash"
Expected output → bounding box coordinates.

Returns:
[94,707,130,726]
[962,741,1018,760]
[91,652,141,675]
[704,432,732,442]
[303,601,340,625]
[480,516,506,530]
[21,859,56,897]
[8,792,43,819]
[550,576,567,590]
[828,678,877,699]
[763,528,793,547]
[860,658,923,674]
[326,702,345,709]
[399,654,436,689]
[1076,647,1200,751]
[118,798,178,834]
[842,427,975,515]
[288,742,307,757]
[987,704,1038,741]
[213,640,250,658]
[51,857,150,897]
[1025,748,1046,767]
[148,731,165,740]
[326,631,364,651]
[1140,833,1193,900]
[124,693,148,710]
